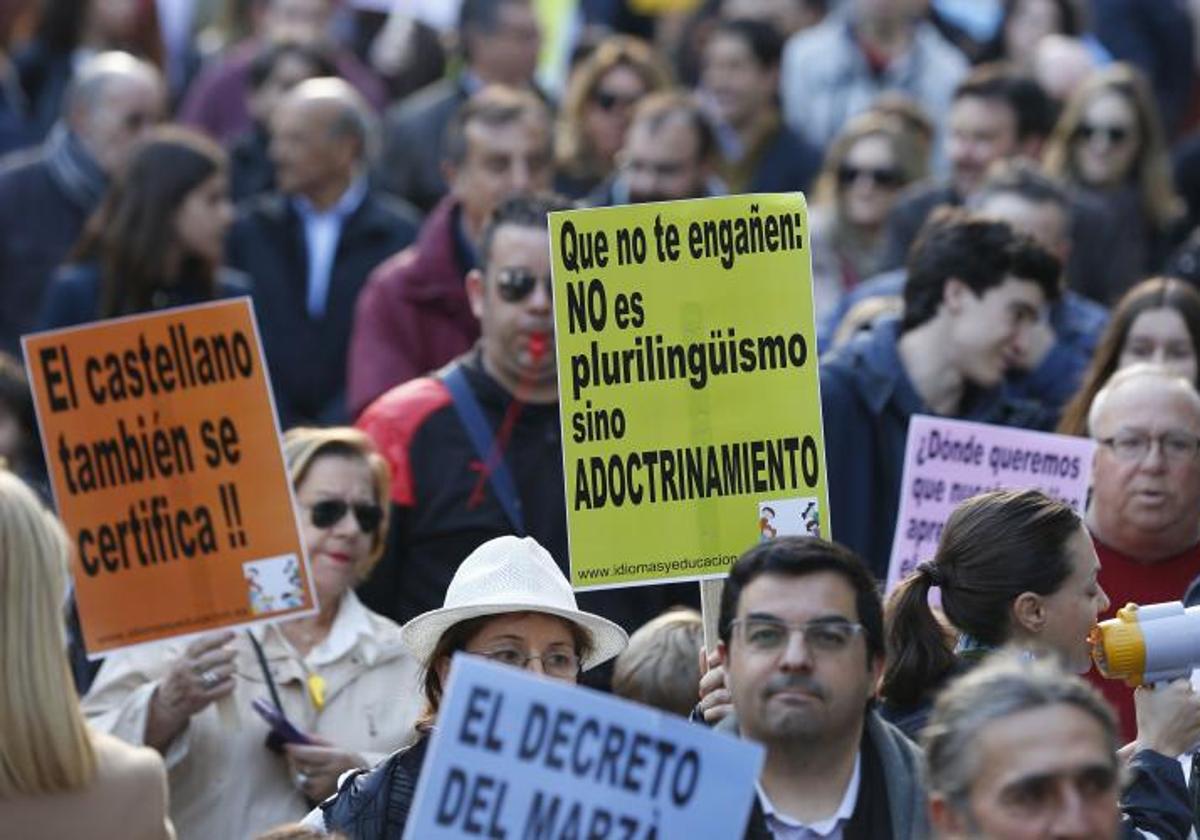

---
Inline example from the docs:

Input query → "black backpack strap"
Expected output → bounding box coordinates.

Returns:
[442,366,526,534]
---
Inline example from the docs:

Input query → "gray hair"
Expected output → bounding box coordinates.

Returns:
[922,651,1120,811]
[288,76,380,164]
[1086,363,1200,436]
[64,51,161,122]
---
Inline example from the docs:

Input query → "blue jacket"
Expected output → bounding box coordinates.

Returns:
[819,318,1055,578]
[819,269,1109,413]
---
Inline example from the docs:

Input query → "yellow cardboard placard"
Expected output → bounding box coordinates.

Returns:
[23,299,313,655]
[550,194,829,589]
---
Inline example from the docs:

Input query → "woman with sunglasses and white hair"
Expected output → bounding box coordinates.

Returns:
[304,534,629,839]
[2,469,174,839]
[83,427,423,839]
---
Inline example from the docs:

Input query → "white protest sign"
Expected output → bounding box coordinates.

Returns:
[403,655,765,840]
[886,415,1096,592]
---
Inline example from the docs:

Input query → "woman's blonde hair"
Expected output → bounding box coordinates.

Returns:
[283,427,392,577]
[555,35,673,181]
[812,111,926,211]
[0,470,96,797]
[612,607,702,717]
[1042,63,1182,229]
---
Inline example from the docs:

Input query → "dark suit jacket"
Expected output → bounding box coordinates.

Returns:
[0,147,97,354]
[36,262,252,330]
[376,78,468,213]
[741,123,823,195]
[227,189,419,429]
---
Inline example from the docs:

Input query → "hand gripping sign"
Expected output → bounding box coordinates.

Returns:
[404,656,764,840]
[23,299,313,655]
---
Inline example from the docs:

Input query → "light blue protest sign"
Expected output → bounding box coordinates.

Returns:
[403,655,765,840]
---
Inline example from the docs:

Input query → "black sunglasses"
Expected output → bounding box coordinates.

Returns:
[837,164,903,188]
[592,90,641,112]
[1075,123,1131,145]
[307,499,383,533]
[496,267,553,303]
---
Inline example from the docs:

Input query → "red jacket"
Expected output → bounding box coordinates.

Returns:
[347,197,479,418]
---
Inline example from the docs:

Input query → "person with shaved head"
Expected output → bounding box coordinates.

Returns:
[227,77,420,429]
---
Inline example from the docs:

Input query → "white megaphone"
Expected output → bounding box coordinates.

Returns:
[1090,601,1200,687]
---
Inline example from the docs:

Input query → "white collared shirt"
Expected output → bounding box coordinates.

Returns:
[292,178,368,318]
[260,589,379,669]
[756,752,861,840]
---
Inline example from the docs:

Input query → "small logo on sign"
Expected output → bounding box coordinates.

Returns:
[758,498,820,541]
[243,555,304,615]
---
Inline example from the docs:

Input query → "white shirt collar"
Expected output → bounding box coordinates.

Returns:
[756,751,861,838]
[292,175,368,221]
[258,590,377,667]
[308,589,376,666]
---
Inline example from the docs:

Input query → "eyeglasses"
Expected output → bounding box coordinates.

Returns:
[1097,432,1200,463]
[495,267,553,303]
[1075,123,1132,145]
[304,499,384,533]
[837,164,903,188]
[592,90,641,112]
[730,617,865,655]
[472,644,581,677]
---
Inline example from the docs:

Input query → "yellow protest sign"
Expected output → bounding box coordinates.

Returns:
[23,299,313,655]
[551,194,829,589]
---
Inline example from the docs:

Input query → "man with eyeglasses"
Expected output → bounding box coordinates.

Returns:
[716,536,929,838]
[1084,364,1200,739]
[356,194,695,675]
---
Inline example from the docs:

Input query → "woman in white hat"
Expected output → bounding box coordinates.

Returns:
[304,534,628,838]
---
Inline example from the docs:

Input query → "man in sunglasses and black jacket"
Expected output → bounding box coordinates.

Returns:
[355,194,695,682]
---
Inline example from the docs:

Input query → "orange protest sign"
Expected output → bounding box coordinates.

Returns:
[23,299,314,655]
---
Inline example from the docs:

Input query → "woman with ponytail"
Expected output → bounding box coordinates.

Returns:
[881,488,1100,734]
[881,489,1200,838]
[882,489,1200,757]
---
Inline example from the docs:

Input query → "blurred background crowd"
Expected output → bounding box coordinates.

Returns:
[7,1,1200,838]
[3,0,1200,468]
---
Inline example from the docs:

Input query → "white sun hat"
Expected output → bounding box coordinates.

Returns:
[401,535,628,671]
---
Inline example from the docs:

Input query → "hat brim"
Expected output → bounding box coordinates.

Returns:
[402,602,628,672]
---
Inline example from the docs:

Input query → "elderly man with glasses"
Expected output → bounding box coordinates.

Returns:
[1084,363,1200,739]
[715,536,929,839]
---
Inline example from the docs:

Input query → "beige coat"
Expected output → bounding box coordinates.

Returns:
[82,593,422,839]
[4,730,175,840]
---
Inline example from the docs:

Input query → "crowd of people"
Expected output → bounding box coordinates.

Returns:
[7,0,1200,837]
